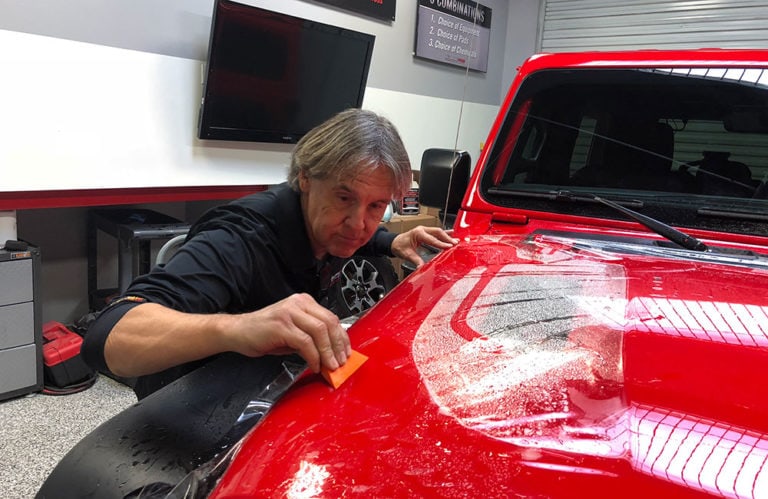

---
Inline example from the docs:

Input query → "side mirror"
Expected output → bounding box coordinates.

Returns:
[418,148,471,218]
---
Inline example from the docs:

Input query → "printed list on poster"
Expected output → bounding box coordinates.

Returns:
[414,0,492,73]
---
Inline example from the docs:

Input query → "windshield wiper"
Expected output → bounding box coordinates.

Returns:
[488,187,709,252]
[582,192,708,252]
[488,187,645,208]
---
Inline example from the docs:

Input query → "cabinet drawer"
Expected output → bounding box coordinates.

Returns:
[0,343,39,396]
[0,258,33,306]
[0,301,34,349]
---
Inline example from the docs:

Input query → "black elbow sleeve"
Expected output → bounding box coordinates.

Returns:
[81,301,142,374]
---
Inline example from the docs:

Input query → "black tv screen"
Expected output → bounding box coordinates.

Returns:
[198,0,376,143]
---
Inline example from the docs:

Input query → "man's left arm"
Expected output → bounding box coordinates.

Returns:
[390,225,459,267]
[359,225,459,266]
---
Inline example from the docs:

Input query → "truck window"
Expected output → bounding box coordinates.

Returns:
[486,67,768,198]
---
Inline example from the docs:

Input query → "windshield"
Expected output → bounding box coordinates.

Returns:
[481,66,768,237]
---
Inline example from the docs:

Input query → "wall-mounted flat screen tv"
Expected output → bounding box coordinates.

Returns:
[198,0,376,143]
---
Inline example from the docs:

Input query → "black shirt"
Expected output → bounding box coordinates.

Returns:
[82,183,396,399]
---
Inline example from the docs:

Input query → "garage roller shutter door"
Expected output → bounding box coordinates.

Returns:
[541,0,768,52]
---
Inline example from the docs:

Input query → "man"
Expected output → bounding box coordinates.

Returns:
[82,109,458,399]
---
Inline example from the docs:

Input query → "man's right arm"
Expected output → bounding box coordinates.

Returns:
[94,294,351,379]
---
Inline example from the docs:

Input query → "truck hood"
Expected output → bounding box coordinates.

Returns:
[211,233,768,498]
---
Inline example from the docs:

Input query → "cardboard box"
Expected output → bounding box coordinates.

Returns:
[380,214,439,280]
[420,205,441,217]
[396,213,438,231]
[380,218,402,236]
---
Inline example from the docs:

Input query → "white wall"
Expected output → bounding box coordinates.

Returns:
[0,0,512,104]
[0,29,498,192]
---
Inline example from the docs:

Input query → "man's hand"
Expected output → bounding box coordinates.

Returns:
[226,293,351,373]
[391,225,459,267]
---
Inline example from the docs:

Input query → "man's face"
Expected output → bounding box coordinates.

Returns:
[299,166,395,259]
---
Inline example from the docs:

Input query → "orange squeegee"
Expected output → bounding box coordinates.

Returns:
[320,349,368,389]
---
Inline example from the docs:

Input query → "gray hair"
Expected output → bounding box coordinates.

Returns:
[287,108,412,199]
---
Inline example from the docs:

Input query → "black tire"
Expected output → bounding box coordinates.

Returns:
[327,256,399,317]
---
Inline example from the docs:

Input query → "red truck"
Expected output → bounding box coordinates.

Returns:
[41,49,768,498]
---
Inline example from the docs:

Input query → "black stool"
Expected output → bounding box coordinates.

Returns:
[87,208,190,310]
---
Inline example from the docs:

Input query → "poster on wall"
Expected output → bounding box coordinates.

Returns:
[414,0,492,73]
[313,0,396,22]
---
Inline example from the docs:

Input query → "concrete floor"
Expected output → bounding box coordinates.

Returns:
[0,375,136,498]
